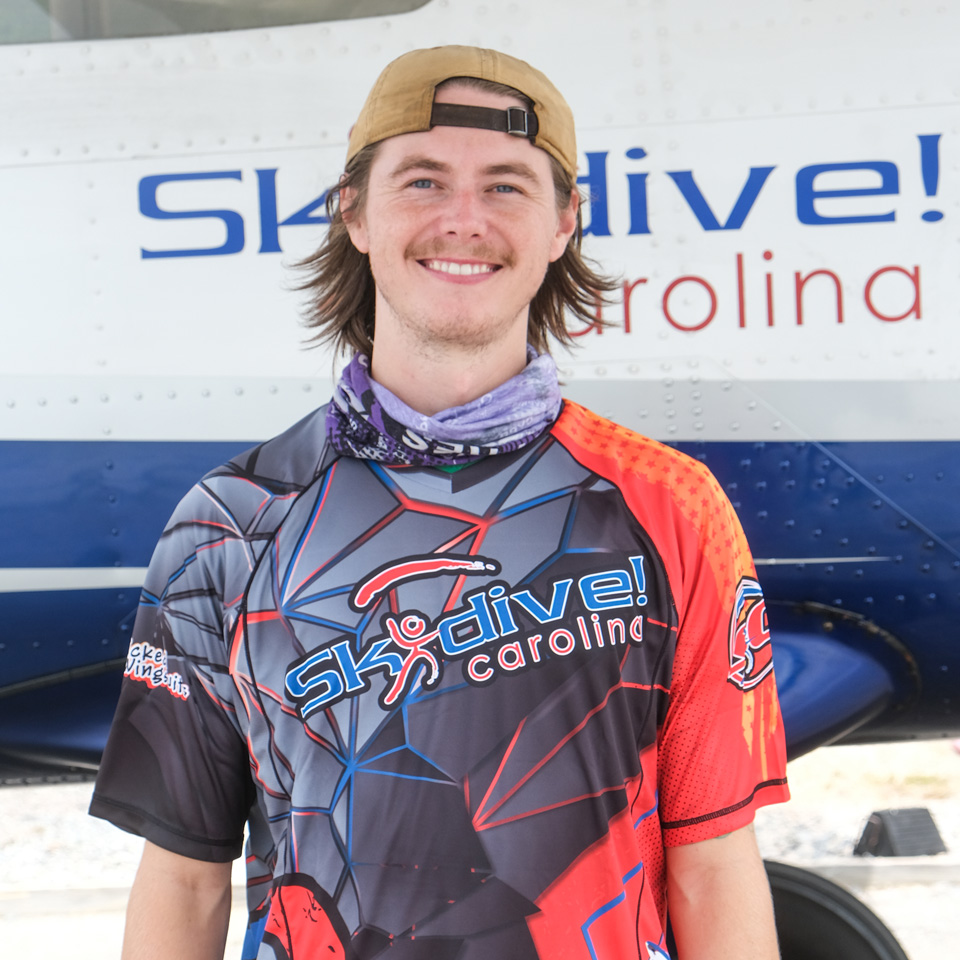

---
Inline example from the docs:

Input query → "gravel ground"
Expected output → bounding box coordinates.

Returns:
[755,739,960,863]
[1,739,957,958]
[756,739,960,960]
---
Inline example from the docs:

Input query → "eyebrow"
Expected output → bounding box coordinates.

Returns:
[386,156,451,181]
[482,162,540,183]
[386,155,542,183]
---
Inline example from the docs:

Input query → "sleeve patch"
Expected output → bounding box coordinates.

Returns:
[727,577,773,692]
[124,641,191,700]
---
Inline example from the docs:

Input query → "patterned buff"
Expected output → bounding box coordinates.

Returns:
[326,349,563,466]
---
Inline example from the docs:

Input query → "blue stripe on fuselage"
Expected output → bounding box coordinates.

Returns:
[1,437,957,737]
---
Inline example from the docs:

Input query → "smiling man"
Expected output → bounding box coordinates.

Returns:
[341,81,577,414]
[91,46,789,960]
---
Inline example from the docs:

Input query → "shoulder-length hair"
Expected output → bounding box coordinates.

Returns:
[295,79,618,357]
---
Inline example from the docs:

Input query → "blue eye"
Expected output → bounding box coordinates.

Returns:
[493,184,517,193]
[410,179,433,189]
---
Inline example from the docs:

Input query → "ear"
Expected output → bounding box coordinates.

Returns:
[340,183,370,254]
[548,189,579,262]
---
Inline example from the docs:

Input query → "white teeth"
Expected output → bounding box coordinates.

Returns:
[425,260,495,276]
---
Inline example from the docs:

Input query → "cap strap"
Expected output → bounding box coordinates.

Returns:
[430,103,539,140]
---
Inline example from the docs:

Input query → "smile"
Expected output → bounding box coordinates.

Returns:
[421,259,499,277]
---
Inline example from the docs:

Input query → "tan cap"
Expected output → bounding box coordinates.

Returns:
[346,45,577,180]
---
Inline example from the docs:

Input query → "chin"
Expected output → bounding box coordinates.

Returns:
[427,311,521,348]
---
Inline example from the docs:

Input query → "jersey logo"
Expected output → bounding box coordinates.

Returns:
[123,641,190,700]
[351,554,500,610]
[727,577,773,691]
[285,556,654,719]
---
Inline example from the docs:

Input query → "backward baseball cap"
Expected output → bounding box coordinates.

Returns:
[346,45,578,181]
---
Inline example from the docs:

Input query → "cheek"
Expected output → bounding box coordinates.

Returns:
[368,216,420,260]
[520,220,563,271]
[361,231,393,272]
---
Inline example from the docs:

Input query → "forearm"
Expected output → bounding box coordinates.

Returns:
[122,841,233,960]
[666,823,779,960]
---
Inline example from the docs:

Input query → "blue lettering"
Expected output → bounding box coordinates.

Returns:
[578,571,634,611]
[330,637,403,692]
[795,161,899,225]
[667,167,775,231]
[287,637,404,717]
[437,593,500,656]
[628,556,649,606]
[256,168,329,254]
[285,648,344,718]
[353,637,405,680]
[139,171,244,258]
[626,147,651,235]
[510,579,573,624]
[488,584,519,635]
[577,151,611,237]
[331,639,365,693]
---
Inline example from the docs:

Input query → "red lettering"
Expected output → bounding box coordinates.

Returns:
[497,642,526,672]
[864,265,921,321]
[622,277,648,333]
[571,293,605,337]
[662,276,717,331]
[795,269,844,325]
[548,629,576,656]
[466,654,494,683]
[527,633,544,663]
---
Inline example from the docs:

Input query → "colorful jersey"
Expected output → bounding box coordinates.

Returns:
[91,400,788,960]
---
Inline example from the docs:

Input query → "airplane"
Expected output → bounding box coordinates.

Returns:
[0,1,956,958]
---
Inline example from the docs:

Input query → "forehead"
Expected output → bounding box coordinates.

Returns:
[369,82,554,182]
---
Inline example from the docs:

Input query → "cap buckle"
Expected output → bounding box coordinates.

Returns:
[506,107,531,137]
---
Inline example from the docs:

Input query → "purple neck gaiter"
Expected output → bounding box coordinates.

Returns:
[326,348,562,466]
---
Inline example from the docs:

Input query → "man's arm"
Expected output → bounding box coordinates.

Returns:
[122,840,234,960]
[665,822,779,960]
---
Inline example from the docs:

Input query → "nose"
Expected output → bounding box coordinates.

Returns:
[438,187,487,239]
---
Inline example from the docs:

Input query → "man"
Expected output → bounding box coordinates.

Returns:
[91,46,789,960]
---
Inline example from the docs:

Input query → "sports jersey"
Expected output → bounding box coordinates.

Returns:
[91,399,788,960]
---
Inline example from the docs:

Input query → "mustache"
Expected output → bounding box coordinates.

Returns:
[405,239,515,268]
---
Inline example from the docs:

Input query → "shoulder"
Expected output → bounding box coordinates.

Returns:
[207,403,333,494]
[551,400,723,507]
[550,401,749,599]
[149,404,334,589]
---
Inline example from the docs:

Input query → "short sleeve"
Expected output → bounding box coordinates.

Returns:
[89,480,255,862]
[548,402,789,847]
[656,466,789,845]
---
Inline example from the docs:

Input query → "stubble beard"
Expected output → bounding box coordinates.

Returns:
[373,240,532,357]
[396,304,521,355]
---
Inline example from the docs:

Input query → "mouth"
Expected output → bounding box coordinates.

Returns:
[419,258,500,278]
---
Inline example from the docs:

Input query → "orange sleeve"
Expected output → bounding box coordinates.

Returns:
[551,401,789,845]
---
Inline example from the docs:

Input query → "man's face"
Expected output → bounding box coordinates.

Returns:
[343,83,578,356]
